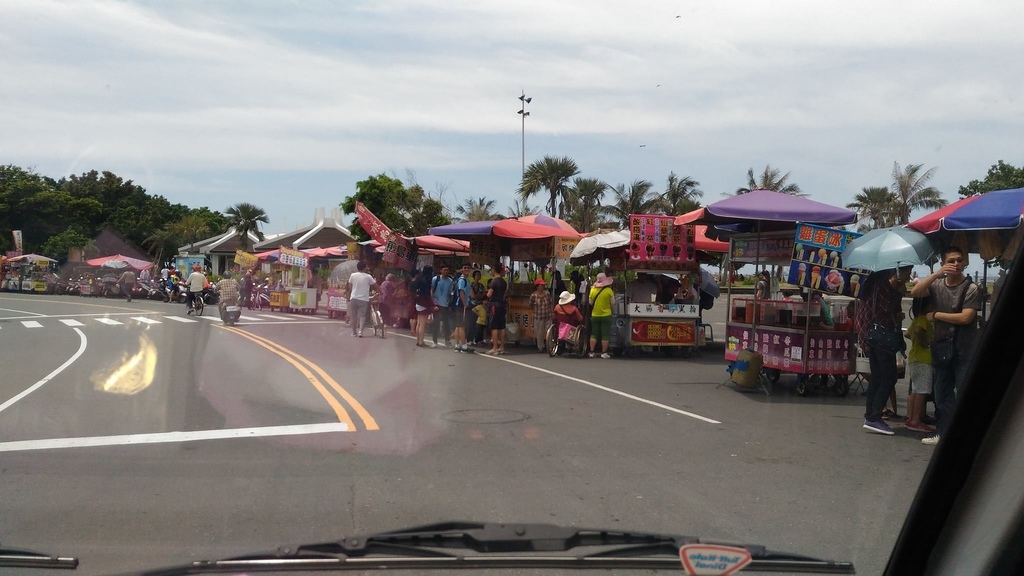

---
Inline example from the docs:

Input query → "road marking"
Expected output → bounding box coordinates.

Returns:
[254,314,290,321]
[0,296,151,313]
[228,327,379,431]
[163,316,198,323]
[391,331,721,424]
[198,315,223,322]
[0,423,351,453]
[20,320,43,328]
[131,316,162,324]
[94,318,123,325]
[216,326,355,429]
[59,319,85,326]
[0,312,162,321]
[237,320,342,325]
[0,306,47,317]
[0,328,88,414]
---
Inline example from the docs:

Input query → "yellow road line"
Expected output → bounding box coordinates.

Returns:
[215,326,355,429]
[230,328,380,431]
[0,296,152,313]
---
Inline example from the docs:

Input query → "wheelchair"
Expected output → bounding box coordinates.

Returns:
[545,321,588,358]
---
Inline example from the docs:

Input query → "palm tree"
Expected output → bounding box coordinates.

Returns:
[455,196,500,222]
[225,202,269,252]
[734,164,806,196]
[847,186,898,231]
[517,155,580,218]
[660,172,703,214]
[172,214,211,254]
[600,180,661,228]
[142,226,179,265]
[890,162,947,225]
[508,198,540,218]
[563,177,607,233]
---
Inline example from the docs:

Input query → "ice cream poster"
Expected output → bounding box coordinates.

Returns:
[788,224,865,297]
[628,214,694,263]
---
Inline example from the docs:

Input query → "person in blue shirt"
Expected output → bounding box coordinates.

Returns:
[430,265,455,348]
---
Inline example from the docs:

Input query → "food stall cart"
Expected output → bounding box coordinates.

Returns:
[2,254,57,292]
[677,190,860,395]
[265,247,318,313]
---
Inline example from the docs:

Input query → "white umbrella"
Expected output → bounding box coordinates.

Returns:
[569,231,630,264]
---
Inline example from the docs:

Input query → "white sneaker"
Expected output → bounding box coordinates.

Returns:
[600,353,612,359]
[922,435,940,446]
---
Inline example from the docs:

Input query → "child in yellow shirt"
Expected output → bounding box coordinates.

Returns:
[905,297,935,433]
[472,302,488,345]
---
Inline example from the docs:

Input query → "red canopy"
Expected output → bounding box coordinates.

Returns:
[303,246,347,258]
[693,225,729,253]
[514,214,581,235]
[414,235,470,251]
[492,219,578,239]
[85,254,154,270]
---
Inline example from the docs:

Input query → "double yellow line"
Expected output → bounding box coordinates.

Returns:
[217,325,379,431]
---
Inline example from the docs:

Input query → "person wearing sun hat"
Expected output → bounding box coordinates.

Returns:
[553,290,584,342]
[529,277,554,352]
[588,272,615,358]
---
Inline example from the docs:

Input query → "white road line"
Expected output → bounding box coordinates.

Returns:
[131,316,162,324]
[238,320,341,325]
[0,422,350,453]
[0,307,47,317]
[94,318,123,325]
[59,319,85,326]
[21,320,43,328]
[198,315,223,322]
[0,328,88,414]
[391,332,721,424]
[254,314,290,321]
[163,316,198,323]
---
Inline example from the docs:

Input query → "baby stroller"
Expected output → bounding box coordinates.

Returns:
[546,321,588,358]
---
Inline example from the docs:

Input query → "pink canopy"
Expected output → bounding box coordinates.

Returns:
[515,214,580,235]
[85,254,154,270]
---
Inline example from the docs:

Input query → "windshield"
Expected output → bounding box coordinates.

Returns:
[1,2,1019,575]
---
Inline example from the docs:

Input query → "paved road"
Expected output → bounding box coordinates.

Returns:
[0,293,931,575]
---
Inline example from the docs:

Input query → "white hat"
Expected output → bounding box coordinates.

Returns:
[593,272,614,287]
[558,291,575,305]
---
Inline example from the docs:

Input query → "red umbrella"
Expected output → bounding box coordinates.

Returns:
[85,254,153,270]
[514,214,581,235]
[693,225,729,253]
[492,219,578,239]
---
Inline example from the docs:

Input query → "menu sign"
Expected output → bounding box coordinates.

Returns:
[630,319,696,346]
[787,224,866,298]
[554,237,580,259]
[731,235,794,262]
[279,247,308,268]
[383,235,417,270]
[354,201,394,245]
[628,214,694,264]
[469,236,501,265]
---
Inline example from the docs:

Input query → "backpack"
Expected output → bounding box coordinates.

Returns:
[432,273,464,309]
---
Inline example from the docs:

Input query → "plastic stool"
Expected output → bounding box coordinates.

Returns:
[700,323,713,345]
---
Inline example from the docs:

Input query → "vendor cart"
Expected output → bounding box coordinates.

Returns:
[269,247,318,314]
[678,190,861,395]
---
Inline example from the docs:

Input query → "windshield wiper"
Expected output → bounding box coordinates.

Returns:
[140,521,854,575]
[0,543,78,570]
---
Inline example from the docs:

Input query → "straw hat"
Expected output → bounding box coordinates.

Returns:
[558,291,575,305]
[593,272,613,287]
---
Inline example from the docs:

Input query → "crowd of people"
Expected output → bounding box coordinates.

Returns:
[857,245,983,446]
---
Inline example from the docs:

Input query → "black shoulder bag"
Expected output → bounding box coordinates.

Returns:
[865,284,906,355]
[931,279,972,368]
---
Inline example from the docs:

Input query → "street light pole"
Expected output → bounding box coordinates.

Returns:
[518,91,531,178]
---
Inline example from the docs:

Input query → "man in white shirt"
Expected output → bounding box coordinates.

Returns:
[346,260,378,337]
[185,265,207,314]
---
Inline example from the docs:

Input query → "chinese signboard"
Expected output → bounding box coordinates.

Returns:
[628,302,700,318]
[279,247,308,268]
[724,324,855,374]
[469,237,501,266]
[511,239,554,261]
[354,201,394,245]
[730,234,795,262]
[12,230,23,253]
[628,214,694,264]
[507,296,534,340]
[629,319,697,346]
[787,224,866,298]
[234,250,258,269]
[383,235,417,270]
[554,237,580,259]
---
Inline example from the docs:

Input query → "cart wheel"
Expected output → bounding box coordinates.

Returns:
[833,374,850,397]
[663,347,677,357]
[679,347,693,359]
[611,347,623,357]
[795,375,809,396]
[625,346,642,359]
[764,368,782,383]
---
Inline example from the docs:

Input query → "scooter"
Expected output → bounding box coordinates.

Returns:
[219,296,242,325]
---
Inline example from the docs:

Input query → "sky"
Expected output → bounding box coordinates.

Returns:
[3,0,1022,273]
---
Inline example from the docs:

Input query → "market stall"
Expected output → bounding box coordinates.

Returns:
[429,217,583,344]
[2,254,57,292]
[569,217,727,358]
[677,190,859,395]
[263,247,318,313]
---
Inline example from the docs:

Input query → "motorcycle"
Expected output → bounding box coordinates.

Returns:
[219,297,242,325]
[249,281,270,310]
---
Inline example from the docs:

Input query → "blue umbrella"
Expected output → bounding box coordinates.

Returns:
[841,226,936,272]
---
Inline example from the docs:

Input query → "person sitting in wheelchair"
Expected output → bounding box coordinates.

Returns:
[553,290,584,341]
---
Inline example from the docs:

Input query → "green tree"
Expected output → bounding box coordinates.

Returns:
[734,165,805,196]
[958,160,1024,198]
[517,155,580,218]
[847,186,898,231]
[340,174,451,240]
[891,162,947,225]
[455,196,501,222]
[507,198,540,218]
[563,177,607,233]
[405,184,452,235]
[39,226,93,263]
[600,180,661,228]
[143,226,180,265]
[660,172,703,215]
[225,202,269,252]
[173,214,211,253]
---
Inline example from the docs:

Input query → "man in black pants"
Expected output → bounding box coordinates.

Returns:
[856,266,911,435]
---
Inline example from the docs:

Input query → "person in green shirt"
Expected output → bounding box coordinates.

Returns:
[588,273,615,358]
[904,297,935,433]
